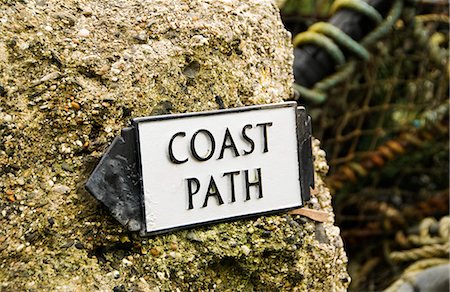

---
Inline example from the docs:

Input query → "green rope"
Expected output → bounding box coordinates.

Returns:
[310,22,370,60]
[293,0,405,103]
[295,61,356,103]
[361,0,403,47]
[293,83,327,104]
[293,31,346,67]
[330,0,383,25]
[314,61,356,92]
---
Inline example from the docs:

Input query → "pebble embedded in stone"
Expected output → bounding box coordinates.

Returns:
[61,162,74,172]
[35,0,46,6]
[169,251,181,259]
[262,230,272,238]
[60,144,72,154]
[81,7,93,17]
[0,84,6,96]
[16,244,25,252]
[17,177,25,186]
[113,284,125,292]
[52,184,70,194]
[151,100,173,116]
[40,71,61,83]
[186,231,201,242]
[191,35,208,46]
[182,61,201,78]
[156,272,165,280]
[75,242,84,249]
[77,28,90,38]
[134,33,148,44]
[3,114,12,122]
[150,248,160,257]
[315,223,330,244]
[241,245,251,256]
[112,270,120,279]
[61,239,74,248]
[122,258,133,266]
[70,101,81,111]
[47,217,55,226]
[169,242,178,250]
[127,219,141,232]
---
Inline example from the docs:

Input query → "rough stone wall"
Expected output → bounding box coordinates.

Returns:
[0,0,349,290]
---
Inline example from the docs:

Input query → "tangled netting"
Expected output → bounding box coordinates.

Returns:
[280,0,449,290]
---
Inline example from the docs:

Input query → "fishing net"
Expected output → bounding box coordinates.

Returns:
[280,0,449,290]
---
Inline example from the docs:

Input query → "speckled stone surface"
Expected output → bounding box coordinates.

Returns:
[0,0,349,290]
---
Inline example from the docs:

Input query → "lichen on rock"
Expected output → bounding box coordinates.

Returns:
[0,0,349,290]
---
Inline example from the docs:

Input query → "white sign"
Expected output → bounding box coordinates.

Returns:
[133,102,305,234]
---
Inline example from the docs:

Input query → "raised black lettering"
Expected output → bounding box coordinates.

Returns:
[168,132,188,164]
[241,124,255,155]
[186,177,200,210]
[218,128,240,159]
[202,176,224,207]
[256,122,273,153]
[191,129,215,161]
[244,168,263,200]
[223,170,240,203]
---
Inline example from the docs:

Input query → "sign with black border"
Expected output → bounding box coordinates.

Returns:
[132,102,312,236]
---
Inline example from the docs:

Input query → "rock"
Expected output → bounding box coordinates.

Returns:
[133,33,148,44]
[395,264,450,292]
[150,100,173,116]
[241,245,251,256]
[113,284,125,292]
[3,114,12,123]
[170,252,182,259]
[55,12,76,26]
[150,248,160,257]
[74,242,84,249]
[16,177,25,186]
[186,231,202,242]
[77,28,90,38]
[16,244,25,252]
[110,270,120,279]
[122,258,133,266]
[70,102,81,111]
[61,162,74,172]
[0,0,348,291]
[51,184,70,194]
[182,61,201,78]
[47,217,55,226]
[315,223,330,244]
[262,230,272,238]
[33,71,61,85]
[0,84,6,96]
[61,239,74,249]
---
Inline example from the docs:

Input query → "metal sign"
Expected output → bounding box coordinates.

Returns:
[86,102,314,236]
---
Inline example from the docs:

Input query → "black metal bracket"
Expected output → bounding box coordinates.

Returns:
[297,106,315,202]
[85,127,142,232]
